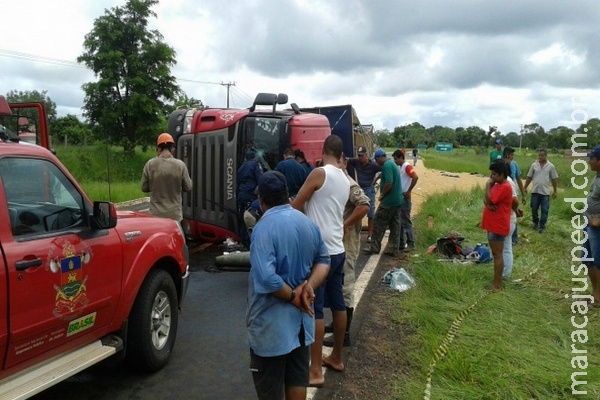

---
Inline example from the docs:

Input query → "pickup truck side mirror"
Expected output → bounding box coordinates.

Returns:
[90,201,117,230]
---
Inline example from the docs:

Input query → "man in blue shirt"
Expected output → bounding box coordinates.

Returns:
[247,171,330,399]
[294,149,314,175]
[348,146,382,242]
[237,150,263,247]
[276,148,308,197]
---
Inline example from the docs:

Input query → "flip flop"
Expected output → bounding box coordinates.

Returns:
[583,297,599,307]
[308,380,324,388]
[322,357,344,372]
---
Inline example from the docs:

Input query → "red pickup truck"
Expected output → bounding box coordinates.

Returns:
[0,97,190,398]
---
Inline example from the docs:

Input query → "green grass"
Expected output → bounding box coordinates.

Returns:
[55,144,153,203]
[386,153,598,399]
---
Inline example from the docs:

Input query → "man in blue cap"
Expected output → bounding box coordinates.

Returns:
[363,149,404,256]
[247,171,330,399]
[490,139,504,163]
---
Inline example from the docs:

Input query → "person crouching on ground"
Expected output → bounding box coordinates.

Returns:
[481,160,514,291]
[247,171,330,400]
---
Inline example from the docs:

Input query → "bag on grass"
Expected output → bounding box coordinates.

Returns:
[436,237,463,258]
[473,243,492,263]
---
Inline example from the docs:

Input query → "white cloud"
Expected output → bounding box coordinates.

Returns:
[1,0,599,135]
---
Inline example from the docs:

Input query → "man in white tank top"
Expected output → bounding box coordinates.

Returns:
[292,135,350,386]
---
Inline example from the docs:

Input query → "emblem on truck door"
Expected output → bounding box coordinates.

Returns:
[49,240,91,317]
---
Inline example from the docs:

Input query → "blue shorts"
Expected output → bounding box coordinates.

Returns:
[487,231,506,242]
[364,186,376,219]
[583,225,600,268]
[314,252,346,319]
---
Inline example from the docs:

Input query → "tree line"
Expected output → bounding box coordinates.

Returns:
[374,121,597,152]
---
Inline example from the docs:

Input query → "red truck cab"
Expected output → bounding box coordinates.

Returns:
[167,93,331,243]
[0,96,189,398]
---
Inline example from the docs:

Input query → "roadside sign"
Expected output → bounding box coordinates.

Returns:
[435,142,453,152]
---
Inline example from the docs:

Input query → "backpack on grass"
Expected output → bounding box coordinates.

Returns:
[436,237,463,258]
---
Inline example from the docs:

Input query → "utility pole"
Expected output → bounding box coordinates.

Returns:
[519,124,525,150]
[220,81,236,108]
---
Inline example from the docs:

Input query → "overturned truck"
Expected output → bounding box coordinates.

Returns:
[167,93,331,244]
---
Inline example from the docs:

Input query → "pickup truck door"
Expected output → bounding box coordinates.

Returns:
[0,234,8,370]
[0,156,123,369]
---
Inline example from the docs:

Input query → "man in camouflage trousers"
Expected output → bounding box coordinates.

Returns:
[363,149,404,257]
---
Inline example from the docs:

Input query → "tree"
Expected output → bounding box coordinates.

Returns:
[546,126,575,150]
[425,125,456,146]
[504,131,520,148]
[167,92,205,115]
[576,118,600,148]
[462,126,487,147]
[52,115,93,146]
[78,0,180,156]
[394,122,426,148]
[374,129,395,148]
[520,123,546,150]
[6,90,58,123]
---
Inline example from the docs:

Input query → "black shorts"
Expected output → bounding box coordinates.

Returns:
[249,329,309,399]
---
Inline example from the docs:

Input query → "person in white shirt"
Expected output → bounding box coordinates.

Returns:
[292,135,350,386]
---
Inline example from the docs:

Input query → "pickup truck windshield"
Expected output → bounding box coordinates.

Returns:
[0,156,85,236]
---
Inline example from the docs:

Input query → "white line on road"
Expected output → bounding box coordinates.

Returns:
[307,232,388,399]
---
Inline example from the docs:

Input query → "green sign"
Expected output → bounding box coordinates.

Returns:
[435,142,453,152]
[417,144,427,150]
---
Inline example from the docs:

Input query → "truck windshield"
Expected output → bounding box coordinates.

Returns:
[0,115,39,145]
[241,116,290,171]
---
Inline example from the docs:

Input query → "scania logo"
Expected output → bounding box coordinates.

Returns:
[226,158,234,200]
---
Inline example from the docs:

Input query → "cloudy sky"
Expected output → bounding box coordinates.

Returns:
[1,0,599,134]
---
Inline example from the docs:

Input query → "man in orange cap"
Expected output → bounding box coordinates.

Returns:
[141,133,193,221]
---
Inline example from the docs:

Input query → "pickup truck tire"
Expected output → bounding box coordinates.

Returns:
[125,269,179,372]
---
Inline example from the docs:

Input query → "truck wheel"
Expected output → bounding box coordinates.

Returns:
[126,269,179,372]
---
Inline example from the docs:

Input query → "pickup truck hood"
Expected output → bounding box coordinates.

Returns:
[116,210,152,219]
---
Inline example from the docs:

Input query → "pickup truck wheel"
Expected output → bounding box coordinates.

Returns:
[126,269,179,372]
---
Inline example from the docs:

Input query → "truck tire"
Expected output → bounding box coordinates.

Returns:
[126,269,179,372]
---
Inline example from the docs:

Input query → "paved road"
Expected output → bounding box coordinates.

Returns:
[31,238,380,399]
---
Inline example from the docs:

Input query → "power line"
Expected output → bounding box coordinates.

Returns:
[0,48,232,89]
[230,86,255,107]
[0,49,85,69]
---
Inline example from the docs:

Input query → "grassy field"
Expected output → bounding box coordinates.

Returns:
[386,148,598,399]
[55,144,154,203]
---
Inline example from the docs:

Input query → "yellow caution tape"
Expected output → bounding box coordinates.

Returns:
[423,267,539,399]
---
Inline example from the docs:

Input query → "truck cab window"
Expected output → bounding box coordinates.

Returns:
[0,157,85,236]
[242,117,289,171]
